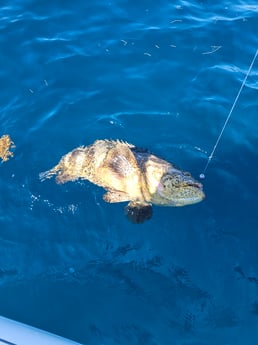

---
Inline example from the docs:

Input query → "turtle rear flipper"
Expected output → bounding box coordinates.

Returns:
[125,202,152,224]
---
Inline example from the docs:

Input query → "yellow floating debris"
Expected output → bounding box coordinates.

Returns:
[0,134,15,162]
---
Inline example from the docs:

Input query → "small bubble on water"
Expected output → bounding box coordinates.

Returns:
[199,173,205,179]
[69,267,75,274]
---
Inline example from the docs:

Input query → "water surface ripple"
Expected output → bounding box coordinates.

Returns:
[0,1,258,344]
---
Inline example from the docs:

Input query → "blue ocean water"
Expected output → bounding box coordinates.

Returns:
[0,0,258,344]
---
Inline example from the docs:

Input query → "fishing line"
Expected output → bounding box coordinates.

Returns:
[199,49,258,179]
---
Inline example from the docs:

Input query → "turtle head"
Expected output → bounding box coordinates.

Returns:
[153,167,205,206]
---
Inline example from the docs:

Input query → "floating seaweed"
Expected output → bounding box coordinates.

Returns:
[0,134,15,162]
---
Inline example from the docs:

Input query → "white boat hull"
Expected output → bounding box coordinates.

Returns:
[0,316,83,345]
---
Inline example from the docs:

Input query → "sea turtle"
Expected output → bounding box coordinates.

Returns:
[40,140,205,223]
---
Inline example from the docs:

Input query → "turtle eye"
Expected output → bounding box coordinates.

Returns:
[183,171,191,177]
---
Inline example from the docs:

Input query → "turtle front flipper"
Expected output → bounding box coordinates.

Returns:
[125,201,153,224]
